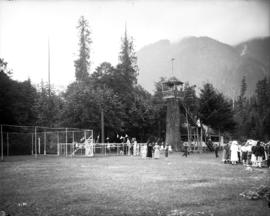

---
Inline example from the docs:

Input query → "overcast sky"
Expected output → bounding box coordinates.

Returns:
[0,0,269,90]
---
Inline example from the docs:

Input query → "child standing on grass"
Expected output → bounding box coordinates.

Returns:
[213,142,219,158]
[222,143,230,163]
[165,143,169,158]
[241,145,248,165]
[183,142,188,157]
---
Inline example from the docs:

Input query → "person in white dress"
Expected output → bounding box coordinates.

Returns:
[230,141,239,165]
[153,143,160,159]
[141,143,147,159]
[126,138,131,156]
[133,138,137,156]
[85,137,94,157]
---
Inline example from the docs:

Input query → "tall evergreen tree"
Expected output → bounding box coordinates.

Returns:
[117,26,138,87]
[74,16,92,81]
[198,83,235,132]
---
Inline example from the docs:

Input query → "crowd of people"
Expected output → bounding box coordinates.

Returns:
[118,135,177,159]
[222,140,270,168]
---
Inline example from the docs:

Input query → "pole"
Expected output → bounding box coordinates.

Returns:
[218,128,221,148]
[44,131,46,155]
[1,125,3,161]
[57,132,59,156]
[38,138,40,154]
[196,127,199,152]
[65,128,68,157]
[200,127,203,151]
[101,108,104,153]
[48,37,51,98]
[72,131,74,157]
[171,58,175,76]
[7,132,9,157]
[186,111,190,146]
[31,133,33,155]
[35,127,37,158]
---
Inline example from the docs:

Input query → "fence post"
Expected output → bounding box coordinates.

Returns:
[31,133,34,155]
[44,131,47,155]
[72,131,75,157]
[7,132,9,157]
[34,127,37,158]
[38,137,41,154]
[57,132,60,156]
[65,128,68,157]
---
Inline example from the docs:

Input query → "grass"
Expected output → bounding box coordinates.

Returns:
[0,152,269,216]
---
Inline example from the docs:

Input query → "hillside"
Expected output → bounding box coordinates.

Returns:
[137,36,270,98]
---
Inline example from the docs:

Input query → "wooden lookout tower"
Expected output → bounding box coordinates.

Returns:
[162,76,184,151]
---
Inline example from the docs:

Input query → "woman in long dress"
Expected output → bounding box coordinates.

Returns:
[230,141,238,165]
[147,143,153,158]
[133,138,137,156]
[153,143,160,159]
[141,143,147,159]
[222,143,230,163]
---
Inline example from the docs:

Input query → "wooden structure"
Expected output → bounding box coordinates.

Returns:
[162,77,184,151]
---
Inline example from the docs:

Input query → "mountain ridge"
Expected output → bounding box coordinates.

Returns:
[137,36,270,98]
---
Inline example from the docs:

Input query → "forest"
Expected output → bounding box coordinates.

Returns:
[0,16,269,142]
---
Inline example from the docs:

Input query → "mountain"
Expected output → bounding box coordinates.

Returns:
[137,36,270,98]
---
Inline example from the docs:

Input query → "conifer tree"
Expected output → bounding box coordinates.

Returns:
[240,76,247,98]
[117,26,138,87]
[74,16,92,81]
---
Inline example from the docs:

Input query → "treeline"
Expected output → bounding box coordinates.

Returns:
[234,76,270,141]
[0,16,269,142]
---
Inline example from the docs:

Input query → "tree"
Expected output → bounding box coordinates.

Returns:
[198,83,235,132]
[240,76,247,98]
[74,16,92,81]
[183,82,198,115]
[0,59,37,125]
[117,27,138,88]
[255,77,270,139]
[34,83,64,127]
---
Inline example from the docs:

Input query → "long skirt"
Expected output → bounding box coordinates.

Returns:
[251,154,256,163]
[147,146,153,158]
[154,149,160,159]
[133,144,137,156]
[141,146,147,159]
[222,149,227,162]
[231,150,238,162]
[165,149,168,157]
[242,152,248,161]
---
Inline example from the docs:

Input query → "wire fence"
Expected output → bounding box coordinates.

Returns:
[57,142,147,157]
[0,124,93,160]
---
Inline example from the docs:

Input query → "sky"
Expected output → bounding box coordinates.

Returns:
[0,0,269,90]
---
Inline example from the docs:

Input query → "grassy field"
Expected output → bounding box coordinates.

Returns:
[0,152,269,216]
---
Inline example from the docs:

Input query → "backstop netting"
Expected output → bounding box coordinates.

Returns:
[0,124,93,159]
[0,124,148,160]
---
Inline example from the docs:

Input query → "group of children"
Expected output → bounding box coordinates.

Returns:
[222,140,270,168]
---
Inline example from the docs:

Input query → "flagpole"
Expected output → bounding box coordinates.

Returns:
[48,37,51,98]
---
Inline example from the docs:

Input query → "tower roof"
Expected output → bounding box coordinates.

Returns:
[162,76,183,87]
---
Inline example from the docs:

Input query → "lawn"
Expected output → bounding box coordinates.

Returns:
[0,153,269,216]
